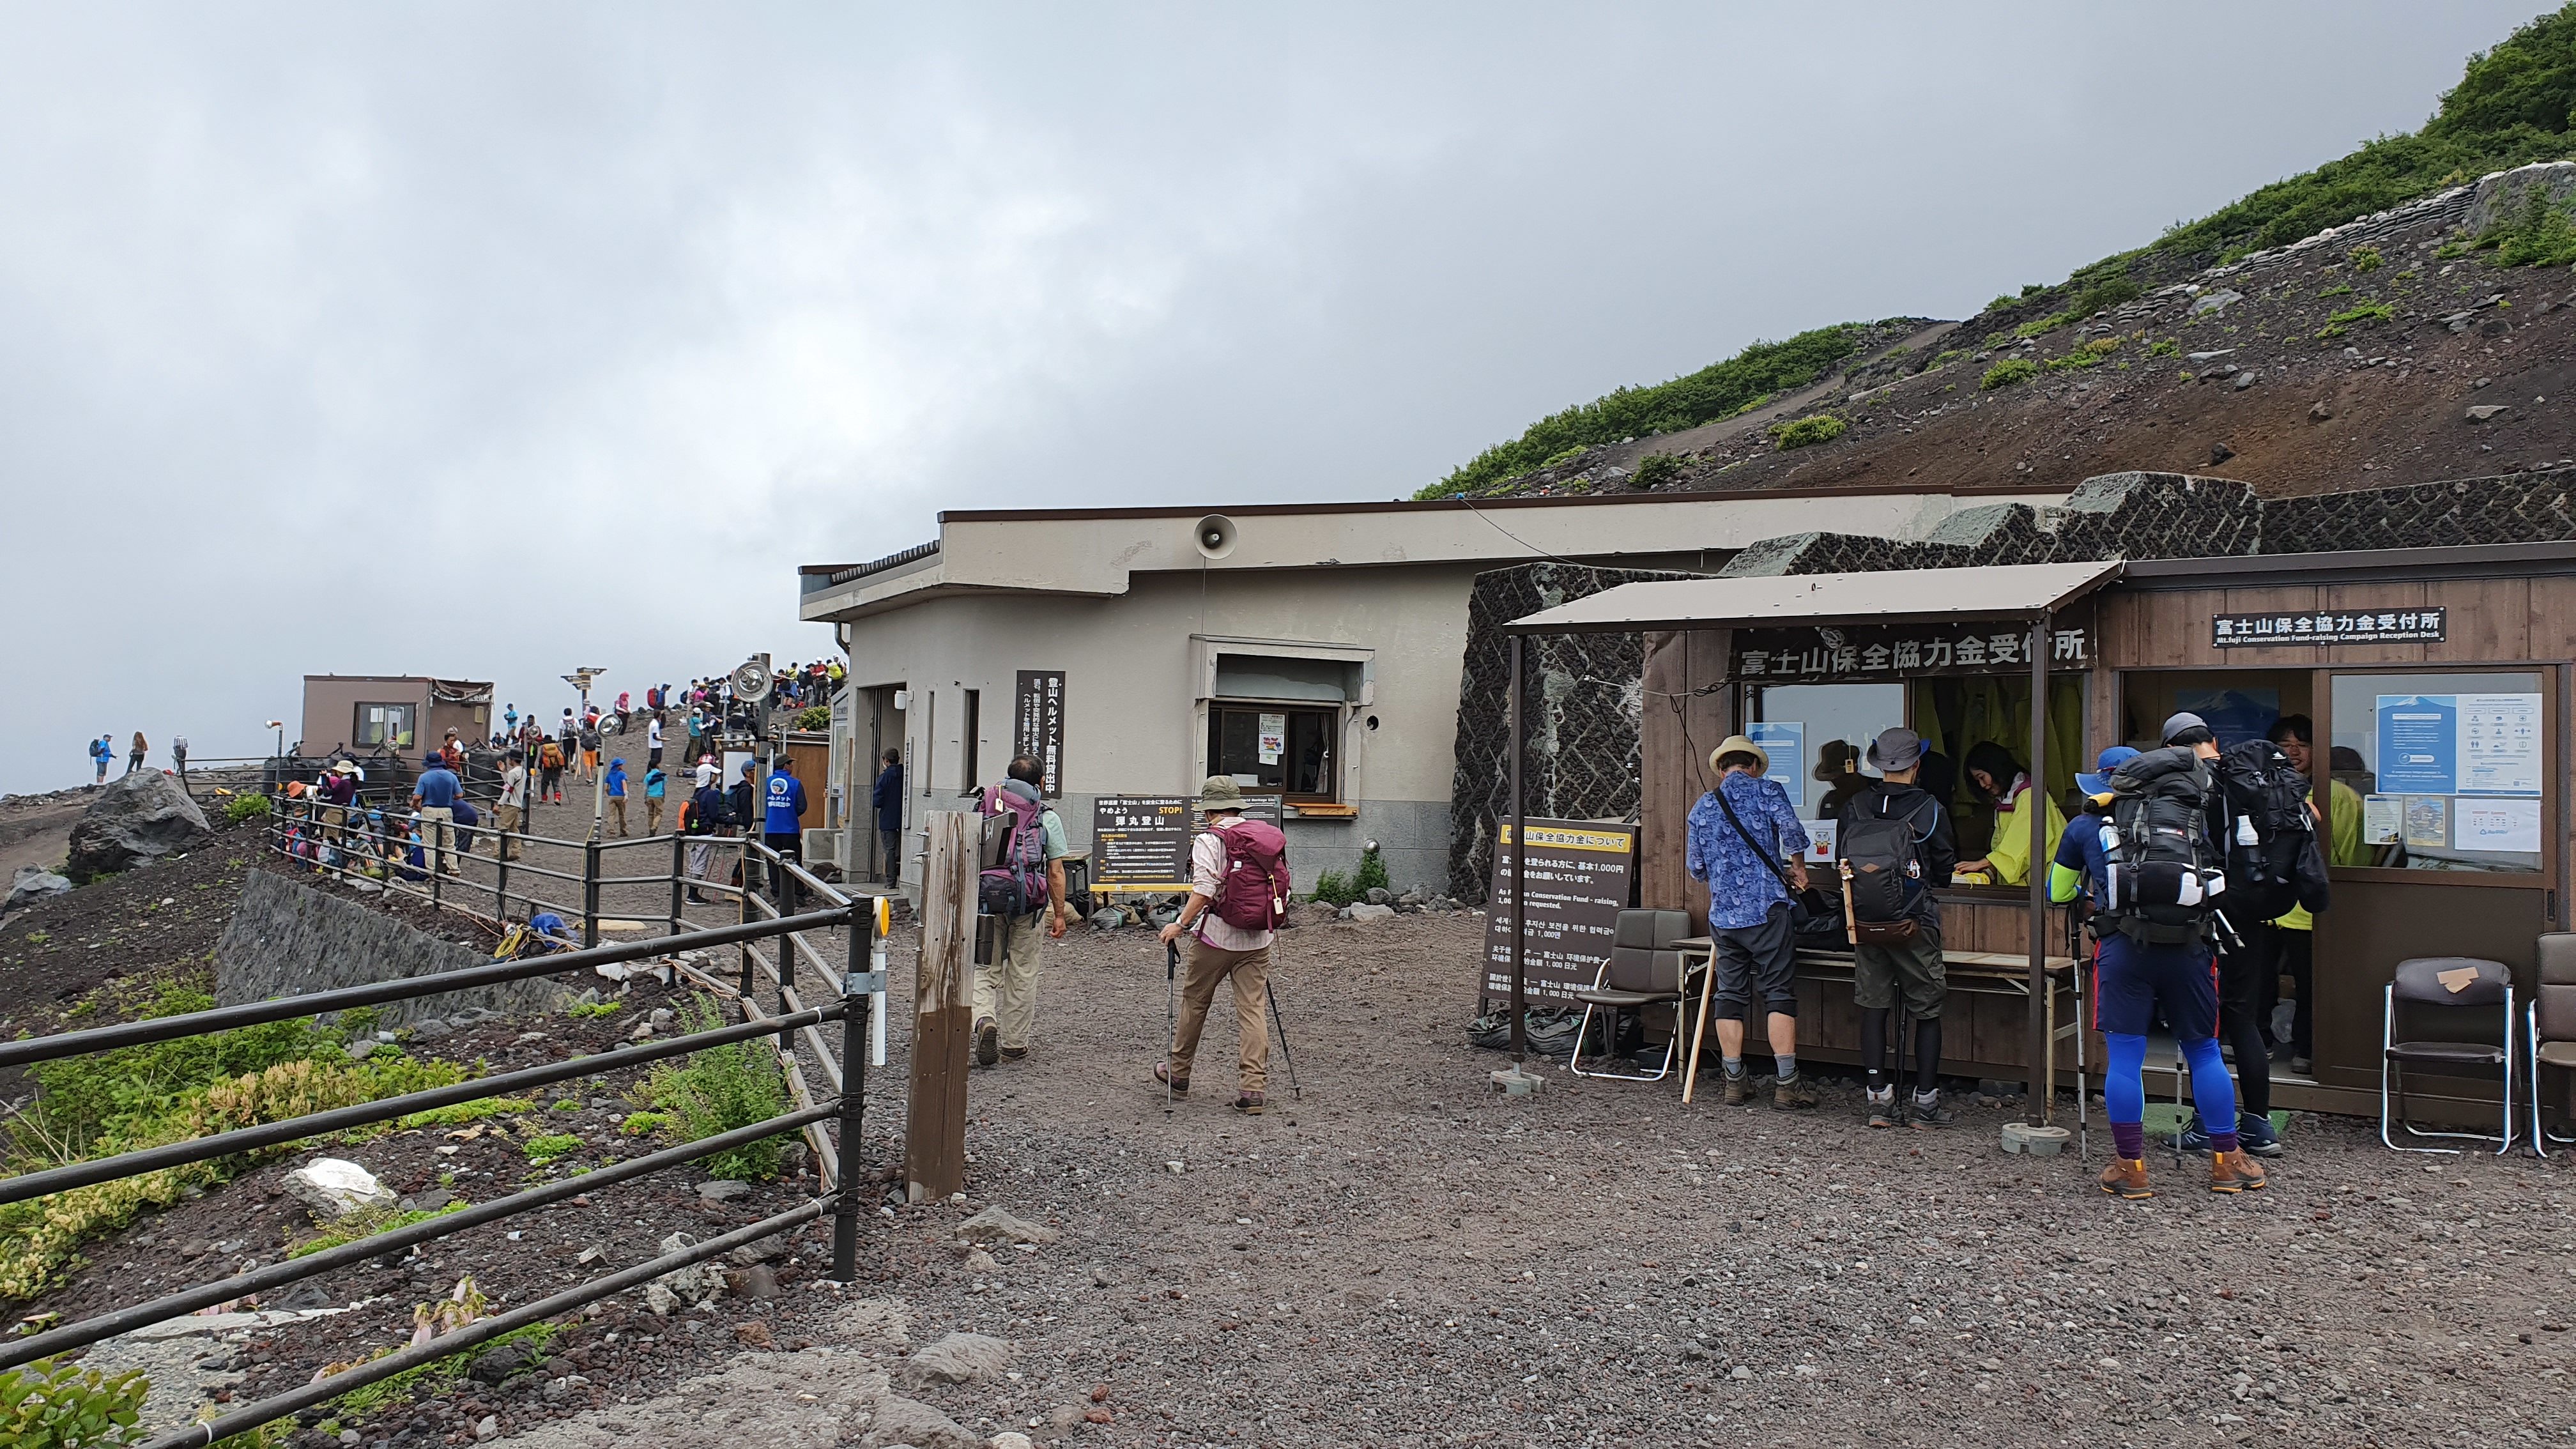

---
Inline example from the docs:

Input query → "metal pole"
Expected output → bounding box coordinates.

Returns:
[1508,633,1528,1066]
[583,839,602,949]
[832,899,872,1282]
[2027,609,2051,1112]
[670,831,686,934]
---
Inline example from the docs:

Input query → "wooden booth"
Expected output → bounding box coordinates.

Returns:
[1502,544,2575,1123]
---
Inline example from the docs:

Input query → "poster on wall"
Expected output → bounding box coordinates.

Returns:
[1091,796,1190,891]
[1014,670,1068,798]
[2375,693,2542,797]
[1749,721,1805,810]
[1257,712,1287,766]
[2460,797,2545,854]
[1480,820,1637,1004]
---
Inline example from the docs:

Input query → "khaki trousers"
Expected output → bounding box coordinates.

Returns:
[495,802,523,860]
[1170,938,1270,1093]
[417,806,457,875]
[645,797,663,834]
[609,797,628,835]
[972,912,1045,1051]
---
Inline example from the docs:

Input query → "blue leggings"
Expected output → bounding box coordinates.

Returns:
[2103,1031,2235,1126]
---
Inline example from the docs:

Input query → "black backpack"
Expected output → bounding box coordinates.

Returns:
[2101,747,2229,946]
[2212,738,2331,921]
[1837,795,1936,944]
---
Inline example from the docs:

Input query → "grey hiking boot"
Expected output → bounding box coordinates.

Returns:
[1907,1093,1958,1129]
[1865,1089,1900,1129]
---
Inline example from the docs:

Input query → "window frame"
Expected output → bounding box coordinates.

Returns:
[1205,701,1343,803]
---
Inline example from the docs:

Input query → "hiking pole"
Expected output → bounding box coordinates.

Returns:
[1165,939,1179,1118]
[1266,979,1302,1101]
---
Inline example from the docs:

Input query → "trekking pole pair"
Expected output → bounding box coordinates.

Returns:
[1160,937,1303,1104]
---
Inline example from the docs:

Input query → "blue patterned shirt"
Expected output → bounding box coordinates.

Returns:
[1685,772,1810,930]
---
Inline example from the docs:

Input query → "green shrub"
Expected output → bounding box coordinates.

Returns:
[1984,295,2015,313]
[2083,337,2120,356]
[1541,445,1586,468]
[564,1000,623,1020]
[1731,394,1772,417]
[794,705,831,732]
[2478,188,2576,266]
[643,995,788,1181]
[1928,348,1966,368]
[0,1356,148,1448]
[2316,301,2396,338]
[618,1111,673,1138]
[2044,351,2102,372]
[1353,847,1391,898]
[2145,339,2179,357]
[2350,243,2385,272]
[1630,453,1682,490]
[397,1098,535,1130]
[522,1134,583,1163]
[1979,358,2038,390]
[1768,414,1848,450]
[1310,870,1356,907]
[223,793,273,825]
[1415,325,1861,498]
[2319,282,2354,297]
[289,1201,468,1259]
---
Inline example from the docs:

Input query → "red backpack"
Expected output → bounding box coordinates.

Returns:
[1207,820,1292,931]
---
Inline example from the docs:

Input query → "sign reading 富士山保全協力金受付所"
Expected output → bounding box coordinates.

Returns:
[2211,606,2446,647]
[1731,623,2087,682]
[1481,819,1637,1003]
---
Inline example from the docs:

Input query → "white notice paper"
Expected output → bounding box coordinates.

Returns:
[1800,818,1837,865]
[2458,797,2543,854]
[1257,712,1286,766]
[2361,793,2402,845]
[2457,693,2544,796]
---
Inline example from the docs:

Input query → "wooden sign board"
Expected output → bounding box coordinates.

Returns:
[1090,792,1287,894]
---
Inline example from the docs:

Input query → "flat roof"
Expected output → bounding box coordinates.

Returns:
[929,480,2064,527]
[1503,560,2124,634]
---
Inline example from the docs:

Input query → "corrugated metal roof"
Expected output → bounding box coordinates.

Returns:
[1503,559,2123,634]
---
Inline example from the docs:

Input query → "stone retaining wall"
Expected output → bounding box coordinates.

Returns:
[213,870,571,1026]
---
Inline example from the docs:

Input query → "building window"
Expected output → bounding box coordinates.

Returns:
[355,702,417,749]
[1208,705,1337,801]
[959,688,981,790]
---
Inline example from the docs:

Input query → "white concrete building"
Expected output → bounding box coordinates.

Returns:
[797,487,2057,896]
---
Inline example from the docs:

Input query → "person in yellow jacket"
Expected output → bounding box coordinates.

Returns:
[2257,715,2362,1075]
[1952,741,2067,886]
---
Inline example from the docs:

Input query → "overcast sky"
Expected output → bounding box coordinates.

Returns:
[0,2,2542,794]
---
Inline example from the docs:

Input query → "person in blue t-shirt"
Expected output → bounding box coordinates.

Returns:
[411,754,463,878]
[2049,725,2268,1199]
[762,755,809,896]
[605,758,630,837]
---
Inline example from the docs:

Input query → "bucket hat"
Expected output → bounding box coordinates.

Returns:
[1708,735,1768,774]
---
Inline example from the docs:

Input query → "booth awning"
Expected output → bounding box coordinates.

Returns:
[1502,559,2124,634]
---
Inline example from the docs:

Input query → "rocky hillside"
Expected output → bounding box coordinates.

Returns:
[1427,5,2576,509]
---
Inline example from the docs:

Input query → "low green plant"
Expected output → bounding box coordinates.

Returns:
[1984,295,2015,312]
[617,1111,674,1138]
[521,1134,583,1164]
[794,705,831,732]
[288,1201,469,1259]
[2318,282,2354,297]
[642,995,788,1181]
[2044,351,2102,372]
[1353,847,1392,899]
[1980,358,2038,390]
[1629,452,1682,490]
[0,1356,148,1448]
[2478,188,2576,266]
[564,1000,623,1020]
[2316,301,2396,339]
[1768,414,1847,450]
[2434,238,2470,260]
[396,1098,535,1130]
[1541,445,1586,468]
[1731,394,1772,417]
[2145,338,2179,357]
[1310,870,1356,907]
[223,793,273,825]
[2083,336,2120,356]
[1927,348,1966,368]
[326,1320,560,1420]
[2392,268,2418,280]
[2349,243,2384,272]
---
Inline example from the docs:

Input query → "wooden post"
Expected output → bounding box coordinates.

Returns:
[905,811,975,1203]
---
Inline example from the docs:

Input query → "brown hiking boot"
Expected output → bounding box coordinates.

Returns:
[2209,1149,2269,1193]
[1720,1071,1750,1107]
[1153,1061,1188,1095]
[2097,1157,2152,1199]
[1771,1074,1818,1111]
[1232,1091,1266,1116]
[974,1017,999,1068]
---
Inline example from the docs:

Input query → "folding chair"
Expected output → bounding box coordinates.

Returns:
[1568,909,1693,1082]
[2382,956,2515,1155]
[2531,934,2576,1156]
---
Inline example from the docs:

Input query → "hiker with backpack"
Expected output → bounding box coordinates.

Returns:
[682,768,730,903]
[2057,717,2268,1198]
[972,756,1075,1068]
[537,736,567,804]
[1154,776,1293,1114]
[2250,715,2360,1076]
[1684,734,1816,1110]
[1834,728,1961,1129]
[2179,720,2333,1156]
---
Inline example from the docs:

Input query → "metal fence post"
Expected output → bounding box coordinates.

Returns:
[777,856,797,1048]
[669,831,686,934]
[832,899,873,1282]
[583,839,602,949]
[737,840,754,999]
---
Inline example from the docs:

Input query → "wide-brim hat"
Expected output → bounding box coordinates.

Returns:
[1708,735,1768,774]
[330,761,359,775]
[1197,775,1246,809]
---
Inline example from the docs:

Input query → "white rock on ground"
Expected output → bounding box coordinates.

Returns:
[953,1206,1056,1246]
[648,1231,728,1307]
[280,1158,397,1220]
[893,1331,1013,1390]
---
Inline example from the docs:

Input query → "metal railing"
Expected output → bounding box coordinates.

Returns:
[3,829,888,1448]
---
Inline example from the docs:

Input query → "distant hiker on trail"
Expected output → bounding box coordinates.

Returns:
[1685,734,1815,1112]
[972,755,1073,1069]
[497,748,527,861]
[579,718,602,779]
[683,768,727,903]
[172,735,190,776]
[503,702,518,735]
[606,756,631,836]
[90,733,112,785]
[412,752,463,877]
[686,707,705,762]
[873,747,904,884]
[538,736,567,804]
[320,760,360,846]
[647,714,664,771]
[762,753,808,894]
[126,732,148,776]
[1156,776,1291,1115]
